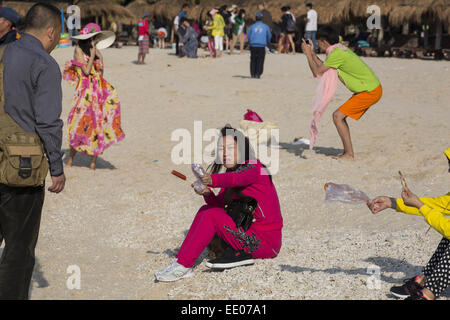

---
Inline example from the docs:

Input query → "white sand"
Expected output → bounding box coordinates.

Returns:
[13,45,450,299]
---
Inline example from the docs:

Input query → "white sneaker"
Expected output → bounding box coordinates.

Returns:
[155,260,194,282]
[155,258,177,277]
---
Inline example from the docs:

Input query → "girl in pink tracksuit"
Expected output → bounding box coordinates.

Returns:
[156,126,283,281]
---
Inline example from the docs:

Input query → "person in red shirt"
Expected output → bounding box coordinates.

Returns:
[137,13,150,65]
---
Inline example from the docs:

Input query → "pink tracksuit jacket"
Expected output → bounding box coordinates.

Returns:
[176,160,283,268]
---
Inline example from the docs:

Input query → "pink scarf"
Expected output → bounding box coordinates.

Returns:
[309,43,347,150]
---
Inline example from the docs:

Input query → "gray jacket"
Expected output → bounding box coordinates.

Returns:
[3,33,64,176]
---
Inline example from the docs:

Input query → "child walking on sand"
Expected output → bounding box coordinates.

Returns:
[302,26,382,160]
[155,126,283,282]
[368,148,450,300]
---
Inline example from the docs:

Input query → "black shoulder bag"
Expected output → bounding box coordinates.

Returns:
[224,188,257,231]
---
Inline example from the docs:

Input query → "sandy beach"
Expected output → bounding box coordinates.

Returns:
[6,45,449,300]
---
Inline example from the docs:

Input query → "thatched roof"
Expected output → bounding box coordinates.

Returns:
[3,1,66,17]
[3,0,137,25]
[389,0,450,27]
[140,0,450,27]
[126,0,156,19]
[142,0,378,25]
[73,0,137,24]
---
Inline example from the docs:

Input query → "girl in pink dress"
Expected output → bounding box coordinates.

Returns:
[63,23,125,170]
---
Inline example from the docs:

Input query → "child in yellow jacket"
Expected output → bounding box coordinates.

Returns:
[368,147,450,300]
[206,9,225,58]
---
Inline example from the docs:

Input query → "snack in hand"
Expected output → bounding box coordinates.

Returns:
[171,170,186,180]
[398,171,407,190]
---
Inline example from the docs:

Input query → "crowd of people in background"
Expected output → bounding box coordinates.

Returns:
[134,2,320,63]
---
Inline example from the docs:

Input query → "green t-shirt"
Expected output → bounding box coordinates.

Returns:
[323,48,380,93]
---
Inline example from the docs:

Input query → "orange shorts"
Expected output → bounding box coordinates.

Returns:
[339,84,382,120]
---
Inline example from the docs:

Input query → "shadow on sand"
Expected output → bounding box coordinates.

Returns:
[279,142,343,159]
[280,256,450,299]
[62,149,116,170]
[0,247,49,298]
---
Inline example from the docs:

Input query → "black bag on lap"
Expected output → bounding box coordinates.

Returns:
[225,196,257,231]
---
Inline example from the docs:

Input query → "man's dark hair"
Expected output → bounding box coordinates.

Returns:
[316,26,340,45]
[182,3,190,9]
[24,2,61,32]
[306,3,313,8]
[281,6,290,12]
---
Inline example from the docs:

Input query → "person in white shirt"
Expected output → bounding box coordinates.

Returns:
[304,3,318,52]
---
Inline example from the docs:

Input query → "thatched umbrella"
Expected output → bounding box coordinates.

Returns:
[72,0,137,26]
[3,1,67,17]
[389,0,450,49]
[126,0,158,20]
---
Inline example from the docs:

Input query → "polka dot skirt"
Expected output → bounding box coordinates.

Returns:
[423,237,450,297]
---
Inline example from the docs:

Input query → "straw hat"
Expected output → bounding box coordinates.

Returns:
[71,23,116,50]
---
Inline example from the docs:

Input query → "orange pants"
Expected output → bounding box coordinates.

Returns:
[339,84,382,120]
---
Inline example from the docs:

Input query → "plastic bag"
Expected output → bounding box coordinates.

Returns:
[192,164,206,193]
[243,109,263,122]
[324,182,370,204]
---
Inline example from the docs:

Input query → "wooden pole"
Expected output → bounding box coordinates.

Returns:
[434,18,442,50]
[402,23,409,35]
[423,25,429,49]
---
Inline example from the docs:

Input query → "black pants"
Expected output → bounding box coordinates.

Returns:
[0,184,44,300]
[175,34,180,55]
[250,46,266,78]
[423,237,450,297]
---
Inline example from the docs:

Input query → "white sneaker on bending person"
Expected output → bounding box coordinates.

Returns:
[155,259,194,282]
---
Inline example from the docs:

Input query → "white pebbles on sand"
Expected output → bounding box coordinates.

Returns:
[19,47,450,300]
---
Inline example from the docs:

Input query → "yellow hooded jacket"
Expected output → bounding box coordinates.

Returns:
[396,194,450,239]
[208,14,225,37]
[396,148,450,239]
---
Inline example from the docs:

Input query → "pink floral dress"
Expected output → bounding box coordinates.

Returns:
[63,54,125,156]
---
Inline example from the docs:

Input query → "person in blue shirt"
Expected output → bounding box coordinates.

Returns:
[247,12,271,79]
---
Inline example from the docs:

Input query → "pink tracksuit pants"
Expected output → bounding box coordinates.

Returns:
[176,204,281,268]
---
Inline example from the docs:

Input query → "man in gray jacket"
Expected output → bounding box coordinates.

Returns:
[0,2,65,300]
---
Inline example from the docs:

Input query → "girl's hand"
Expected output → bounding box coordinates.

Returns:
[367,196,392,214]
[401,186,424,209]
[200,173,212,186]
[95,47,103,58]
[191,183,211,196]
[89,46,96,59]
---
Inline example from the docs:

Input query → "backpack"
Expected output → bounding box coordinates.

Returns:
[285,14,296,33]
[0,45,49,187]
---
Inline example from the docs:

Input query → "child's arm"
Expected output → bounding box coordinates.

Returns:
[74,46,95,76]
[421,205,450,239]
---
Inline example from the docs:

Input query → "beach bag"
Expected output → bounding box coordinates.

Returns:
[243,109,263,122]
[225,196,257,231]
[0,45,48,187]
[240,118,278,145]
[286,14,296,33]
